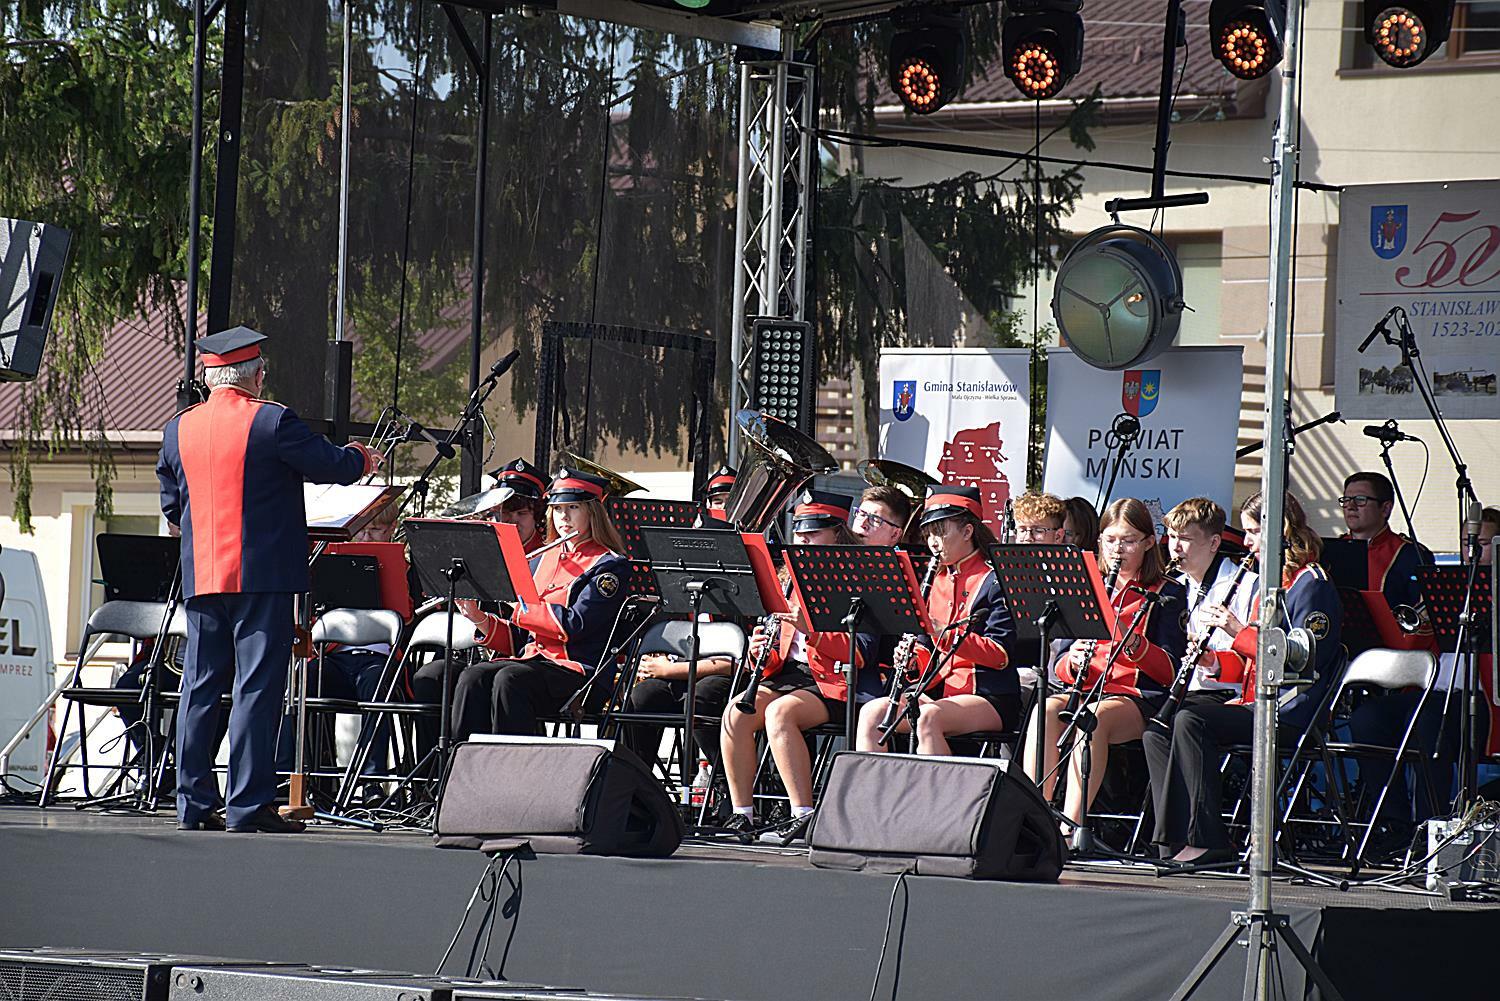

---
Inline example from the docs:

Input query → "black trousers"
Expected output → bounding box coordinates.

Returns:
[411,657,590,742]
[1142,698,1298,851]
[620,675,733,768]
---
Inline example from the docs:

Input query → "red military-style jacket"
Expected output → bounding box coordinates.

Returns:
[759,604,880,703]
[475,527,546,658]
[474,538,629,677]
[1057,576,1188,699]
[157,385,370,597]
[907,550,1019,699]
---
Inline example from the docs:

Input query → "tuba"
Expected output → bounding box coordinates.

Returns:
[555,448,647,498]
[722,410,838,533]
[858,458,938,536]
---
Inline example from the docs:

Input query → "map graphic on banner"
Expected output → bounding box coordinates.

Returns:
[878,349,1032,532]
[1336,180,1500,420]
[1043,347,1242,530]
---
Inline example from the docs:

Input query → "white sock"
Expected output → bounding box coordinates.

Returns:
[792,805,814,818]
[733,805,754,820]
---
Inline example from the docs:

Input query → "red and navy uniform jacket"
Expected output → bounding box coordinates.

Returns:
[907,551,1018,699]
[473,528,546,659]
[475,539,628,679]
[1057,576,1188,700]
[157,386,368,597]
[759,606,880,703]
[1346,527,1432,611]
[1211,562,1341,732]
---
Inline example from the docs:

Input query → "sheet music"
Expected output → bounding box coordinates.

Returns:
[303,483,394,531]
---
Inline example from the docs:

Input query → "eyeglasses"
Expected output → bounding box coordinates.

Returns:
[1101,534,1150,550]
[1016,524,1062,540]
[853,509,901,531]
[1338,495,1379,508]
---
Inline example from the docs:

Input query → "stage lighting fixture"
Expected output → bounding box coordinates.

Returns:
[750,318,817,433]
[1208,0,1285,79]
[1002,1,1085,101]
[1364,1,1455,67]
[1051,226,1185,371]
[887,11,968,115]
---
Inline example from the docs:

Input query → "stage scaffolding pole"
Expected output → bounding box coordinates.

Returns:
[728,37,813,464]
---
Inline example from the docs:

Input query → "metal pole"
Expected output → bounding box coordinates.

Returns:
[461,14,493,497]
[1249,0,1301,992]
[728,64,755,465]
[1147,0,1185,201]
[335,0,353,343]
[179,0,207,410]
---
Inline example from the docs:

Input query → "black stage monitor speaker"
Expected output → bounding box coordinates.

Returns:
[0,217,71,382]
[169,967,455,1001]
[435,736,683,857]
[808,752,1067,881]
[0,949,297,1001]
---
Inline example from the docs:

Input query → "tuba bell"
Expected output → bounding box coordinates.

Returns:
[858,458,938,535]
[555,448,647,498]
[722,410,838,533]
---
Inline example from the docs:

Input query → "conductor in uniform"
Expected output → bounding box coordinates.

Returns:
[157,327,382,833]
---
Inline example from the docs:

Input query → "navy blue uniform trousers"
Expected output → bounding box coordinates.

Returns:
[176,591,293,828]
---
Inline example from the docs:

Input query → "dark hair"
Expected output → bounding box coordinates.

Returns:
[1481,507,1500,532]
[859,485,913,529]
[1063,496,1100,552]
[1344,471,1394,506]
[1241,491,1322,580]
[501,495,546,522]
[1098,498,1166,586]
[922,510,998,558]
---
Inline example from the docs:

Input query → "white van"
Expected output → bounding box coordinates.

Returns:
[0,546,56,788]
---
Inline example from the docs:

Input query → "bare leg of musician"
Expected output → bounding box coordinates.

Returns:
[1023,694,1070,797]
[764,690,832,809]
[855,697,903,752]
[720,688,779,812]
[1062,696,1145,825]
[914,695,1003,756]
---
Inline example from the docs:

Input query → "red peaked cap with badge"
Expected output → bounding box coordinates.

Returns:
[196,325,267,368]
[705,464,737,497]
[920,484,983,526]
[547,467,612,504]
[490,457,547,501]
[791,488,852,532]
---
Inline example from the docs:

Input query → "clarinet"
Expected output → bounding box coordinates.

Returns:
[733,574,795,714]
[1057,559,1122,724]
[1148,552,1255,735]
[876,555,940,733]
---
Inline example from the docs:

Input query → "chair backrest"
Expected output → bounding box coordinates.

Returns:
[1336,647,1437,696]
[407,610,484,653]
[313,607,404,648]
[166,605,188,640]
[84,600,172,643]
[638,620,747,663]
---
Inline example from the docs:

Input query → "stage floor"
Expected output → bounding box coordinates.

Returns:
[2,806,1495,1000]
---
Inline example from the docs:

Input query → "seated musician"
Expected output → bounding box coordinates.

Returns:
[850,484,912,548]
[855,484,1020,755]
[1339,470,1433,611]
[619,644,736,771]
[1149,491,1340,864]
[701,464,737,523]
[489,457,548,554]
[1063,495,1100,553]
[1022,497,1187,832]
[720,490,878,839]
[417,469,629,739]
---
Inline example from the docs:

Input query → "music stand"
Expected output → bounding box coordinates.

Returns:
[1318,538,1369,591]
[310,554,383,612]
[611,497,699,603]
[402,519,525,825]
[95,534,179,603]
[782,545,929,744]
[986,544,1114,787]
[640,526,768,799]
[1418,563,1494,807]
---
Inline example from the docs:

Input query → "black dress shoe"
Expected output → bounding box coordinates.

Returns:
[227,806,306,834]
[178,812,226,832]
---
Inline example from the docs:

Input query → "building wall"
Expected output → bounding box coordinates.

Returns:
[857,2,1500,545]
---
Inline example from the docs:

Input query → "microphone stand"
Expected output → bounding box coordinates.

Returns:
[395,356,515,520]
[1095,413,1141,512]
[1375,429,1421,546]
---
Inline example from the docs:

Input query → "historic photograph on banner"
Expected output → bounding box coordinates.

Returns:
[1042,347,1243,529]
[1336,179,1500,420]
[877,348,1031,532]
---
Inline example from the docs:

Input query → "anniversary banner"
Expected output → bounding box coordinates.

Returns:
[877,348,1032,533]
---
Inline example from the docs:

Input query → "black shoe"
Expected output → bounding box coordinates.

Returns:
[721,812,755,844]
[227,805,306,834]
[178,812,226,832]
[761,813,812,846]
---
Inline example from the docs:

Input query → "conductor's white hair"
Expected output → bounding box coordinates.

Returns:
[204,356,264,388]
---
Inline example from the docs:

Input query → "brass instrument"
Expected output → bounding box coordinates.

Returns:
[1393,603,1425,634]
[555,448,647,497]
[875,554,940,737]
[858,458,939,536]
[363,406,418,485]
[722,410,838,533]
[1148,552,1254,735]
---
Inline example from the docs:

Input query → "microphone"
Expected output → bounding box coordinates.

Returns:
[490,349,521,380]
[1466,500,1483,562]
[1359,308,1398,354]
[1362,420,1419,445]
[404,419,457,459]
[1110,412,1142,442]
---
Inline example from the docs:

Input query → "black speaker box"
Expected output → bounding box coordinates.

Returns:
[0,949,296,1001]
[435,736,682,857]
[0,217,71,382]
[168,967,462,1001]
[808,752,1067,881]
